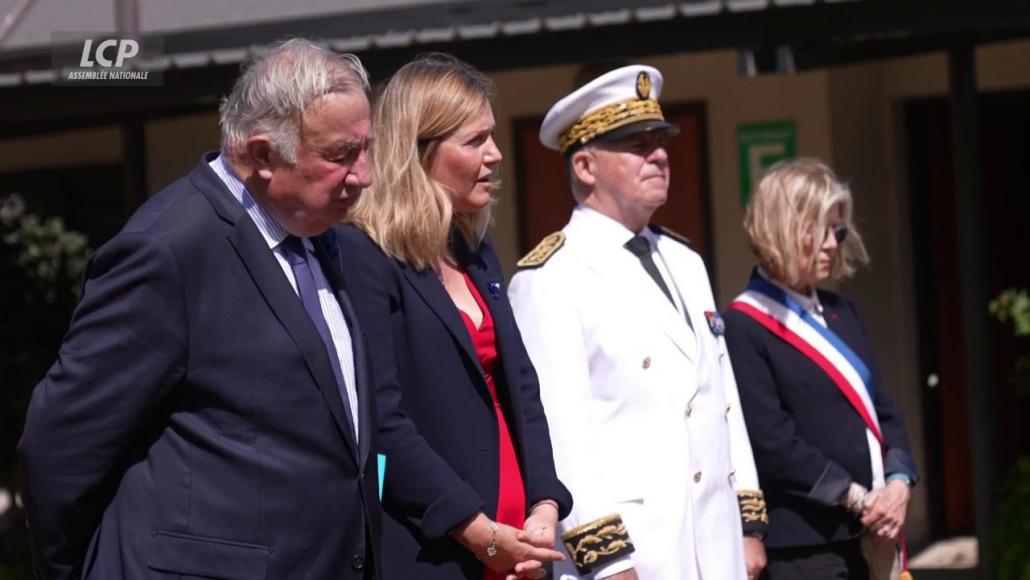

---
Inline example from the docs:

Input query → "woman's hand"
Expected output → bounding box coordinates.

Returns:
[517,502,559,549]
[861,480,911,541]
[455,513,566,575]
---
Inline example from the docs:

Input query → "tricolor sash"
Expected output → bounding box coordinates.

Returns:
[731,273,912,575]
[729,275,886,489]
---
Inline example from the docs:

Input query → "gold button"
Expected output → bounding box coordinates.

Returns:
[642,356,651,369]
[694,471,702,483]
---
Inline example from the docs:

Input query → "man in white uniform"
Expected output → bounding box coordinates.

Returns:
[508,65,769,580]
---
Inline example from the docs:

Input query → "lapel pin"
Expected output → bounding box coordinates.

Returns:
[704,311,725,337]
[488,281,501,300]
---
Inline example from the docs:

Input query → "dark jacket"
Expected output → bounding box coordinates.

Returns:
[339,224,572,579]
[723,278,917,548]
[18,153,380,579]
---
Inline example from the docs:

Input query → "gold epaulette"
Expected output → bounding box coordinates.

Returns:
[738,489,770,525]
[648,224,692,248]
[516,231,565,269]
[561,513,635,574]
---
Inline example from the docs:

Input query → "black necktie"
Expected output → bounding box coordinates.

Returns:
[625,235,693,330]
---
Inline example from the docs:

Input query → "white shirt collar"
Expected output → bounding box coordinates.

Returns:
[757,266,824,315]
[570,204,650,249]
[209,154,301,251]
[640,224,662,250]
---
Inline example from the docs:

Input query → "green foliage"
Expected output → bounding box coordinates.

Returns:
[0,193,91,577]
[991,288,1030,580]
[990,289,1030,338]
[0,194,91,475]
[995,456,1030,580]
[0,524,32,580]
[990,289,1030,398]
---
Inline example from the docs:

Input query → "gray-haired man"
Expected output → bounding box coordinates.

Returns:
[19,39,379,579]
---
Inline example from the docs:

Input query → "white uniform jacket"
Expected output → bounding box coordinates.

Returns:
[508,206,762,580]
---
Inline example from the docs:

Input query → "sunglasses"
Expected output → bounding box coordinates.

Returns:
[828,225,849,244]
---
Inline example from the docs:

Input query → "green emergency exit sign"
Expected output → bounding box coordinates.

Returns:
[738,121,796,206]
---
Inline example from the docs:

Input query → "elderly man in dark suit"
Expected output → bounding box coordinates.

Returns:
[18,38,379,579]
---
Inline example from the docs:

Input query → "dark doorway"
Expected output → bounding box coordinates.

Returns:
[906,90,1030,538]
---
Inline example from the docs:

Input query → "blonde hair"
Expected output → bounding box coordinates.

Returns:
[744,158,869,287]
[348,54,495,269]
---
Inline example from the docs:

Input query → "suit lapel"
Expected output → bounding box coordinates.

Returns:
[400,266,487,385]
[313,235,369,469]
[226,218,360,462]
[193,154,363,458]
[653,236,700,362]
[580,244,697,364]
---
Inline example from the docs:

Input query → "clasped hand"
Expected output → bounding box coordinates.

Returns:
[456,505,564,580]
[860,480,910,542]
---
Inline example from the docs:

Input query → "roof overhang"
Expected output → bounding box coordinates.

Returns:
[0,0,864,84]
[1,0,1030,133]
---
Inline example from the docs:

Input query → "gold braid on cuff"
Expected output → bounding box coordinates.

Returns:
[738,489,770,525]
[558,98,665,154]
[561,513,635,574]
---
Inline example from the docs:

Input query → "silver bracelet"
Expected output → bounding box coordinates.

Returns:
[486,521,499,557]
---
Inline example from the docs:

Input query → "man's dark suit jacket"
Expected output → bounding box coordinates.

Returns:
[18,153,380,579]
[723,280,918,549]
[338,225,572,579]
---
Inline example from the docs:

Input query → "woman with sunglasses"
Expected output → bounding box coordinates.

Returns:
[722,159,918,579]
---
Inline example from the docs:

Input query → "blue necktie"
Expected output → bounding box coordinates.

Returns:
[281,235,356,436]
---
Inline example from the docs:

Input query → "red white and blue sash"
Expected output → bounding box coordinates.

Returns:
[729,274,886,489]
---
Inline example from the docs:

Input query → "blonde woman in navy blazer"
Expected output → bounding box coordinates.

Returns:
[723,159,918,579]
[339,54,571,580]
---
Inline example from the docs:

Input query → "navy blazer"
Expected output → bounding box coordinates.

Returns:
[723,278,918,549]
[18,153,380,579]
[338,224,572,579]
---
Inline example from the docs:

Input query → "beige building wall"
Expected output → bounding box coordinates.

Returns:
[0,112,218,201]
[145,112,221,195]
[0,126,122,173]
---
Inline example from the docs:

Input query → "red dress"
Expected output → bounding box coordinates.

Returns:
[457,273,527,580]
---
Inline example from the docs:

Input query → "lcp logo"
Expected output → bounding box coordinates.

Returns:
[53,33,163,86]
[79,38,139,67]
